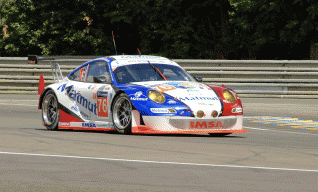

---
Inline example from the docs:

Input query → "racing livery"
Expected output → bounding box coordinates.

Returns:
[34,55,247,135]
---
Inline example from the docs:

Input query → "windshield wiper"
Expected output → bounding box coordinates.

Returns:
[147,61,167,80]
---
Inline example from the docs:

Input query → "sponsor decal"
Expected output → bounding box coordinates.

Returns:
[130,91,148,101]
[150,108,177,113]
[58,83,73,94]
[232,108,242,113]
[178,83,211,90]
[127,60,155,63]
[190,121,223,129]
[59,122,70,126]
[198,103,214,106]
[167,100,177,104]
[88,85,97,90]
[120,55,162,59]
[104,87,111,91]
[82,123,96,127]
[186,89,199,92]
[178,82,196,89]
[92,93,97,99]
[151,84,176,93]
[135,91,143,98]
[97,91,108,98]
[71,105,79,112]
[131,97,148,101]
[177,96,218,101]
[58,84,97,115]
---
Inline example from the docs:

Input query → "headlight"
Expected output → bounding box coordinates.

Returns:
[148,90,166,104]
[223,89,236,103]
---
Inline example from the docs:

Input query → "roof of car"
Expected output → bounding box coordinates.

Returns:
[110,55,170,61]
[97,55,179,70]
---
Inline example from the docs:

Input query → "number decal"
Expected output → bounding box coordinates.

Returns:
[97,97,108,117]
[79,67,86,81]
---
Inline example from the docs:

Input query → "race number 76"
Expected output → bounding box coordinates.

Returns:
[97,97,108,117]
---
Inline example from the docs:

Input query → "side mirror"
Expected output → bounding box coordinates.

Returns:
[93,76,111,84]
[193,76,202,82]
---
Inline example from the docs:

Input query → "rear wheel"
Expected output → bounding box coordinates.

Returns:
[112,93,132,134]
[209,133,231,137]
[42,90,59,130]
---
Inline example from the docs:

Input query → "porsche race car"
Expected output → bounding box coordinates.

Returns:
[32,55,247,135]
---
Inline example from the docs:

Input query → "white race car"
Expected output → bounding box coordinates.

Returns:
[31,55,247,136]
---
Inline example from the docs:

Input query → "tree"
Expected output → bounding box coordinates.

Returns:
[0,0,234,59]
[116,0,234,59]
[230,0,318,59]
[0,0,113,56]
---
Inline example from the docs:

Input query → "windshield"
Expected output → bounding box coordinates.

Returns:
[113,63,195,84]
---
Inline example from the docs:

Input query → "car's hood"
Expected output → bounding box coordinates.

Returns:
[131,81,222,117]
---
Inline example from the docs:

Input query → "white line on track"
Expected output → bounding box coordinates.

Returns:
[0,103,37,107]
[0,151,317,173]
[244,126,318,135]
[0,100,38,101]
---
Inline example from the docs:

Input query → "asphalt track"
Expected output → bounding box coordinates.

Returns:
[0,94,317,191]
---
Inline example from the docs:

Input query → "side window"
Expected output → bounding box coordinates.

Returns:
[86,61,111,83]
[69,65,88,81]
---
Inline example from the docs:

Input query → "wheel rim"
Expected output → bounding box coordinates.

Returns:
[113,97,132,130]
[42,94,58,126]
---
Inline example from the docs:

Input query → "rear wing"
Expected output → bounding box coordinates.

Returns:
[28,55,103,82]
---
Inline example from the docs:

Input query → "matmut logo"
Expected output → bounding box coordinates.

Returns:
[190,121,223,129]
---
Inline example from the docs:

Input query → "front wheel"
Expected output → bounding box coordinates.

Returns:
[42,90,59,130]
[112,93,132,134]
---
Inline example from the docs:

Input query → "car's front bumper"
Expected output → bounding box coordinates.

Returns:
[131,110,247,134]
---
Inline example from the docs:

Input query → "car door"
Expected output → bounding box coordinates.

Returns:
[67,63,94,120]
[79,60,114,124]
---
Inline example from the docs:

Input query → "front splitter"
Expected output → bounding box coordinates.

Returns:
[132,125,248,134]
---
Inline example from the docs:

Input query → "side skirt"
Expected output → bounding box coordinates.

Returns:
[58,109,115,131]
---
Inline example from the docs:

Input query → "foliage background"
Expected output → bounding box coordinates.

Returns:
[1,0,318,59]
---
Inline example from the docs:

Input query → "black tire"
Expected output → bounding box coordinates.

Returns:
[112,93,132,134]
[209,133,231,137]
[42,90,59,130]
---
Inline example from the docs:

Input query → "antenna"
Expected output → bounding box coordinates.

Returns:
[112,31,117,55]
[137,48,141,56]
